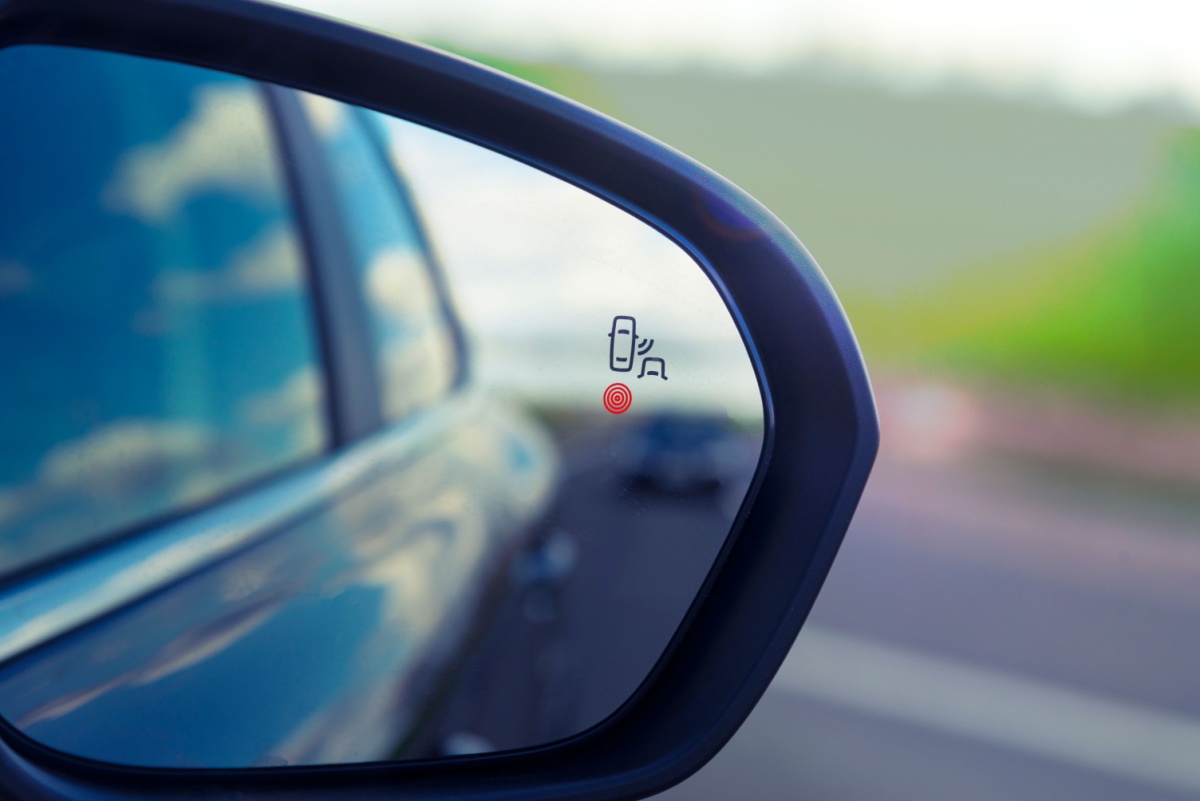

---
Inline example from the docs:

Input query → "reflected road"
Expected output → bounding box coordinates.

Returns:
[408,415,753,757]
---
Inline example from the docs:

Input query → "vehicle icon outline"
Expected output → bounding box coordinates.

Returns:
[608,315,637,372]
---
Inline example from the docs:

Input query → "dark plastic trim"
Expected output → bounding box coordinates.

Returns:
[0,1,879,799]
[265,83,385,444]
[353,106,472,394]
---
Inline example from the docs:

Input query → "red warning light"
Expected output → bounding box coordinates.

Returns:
[603,382,632,415]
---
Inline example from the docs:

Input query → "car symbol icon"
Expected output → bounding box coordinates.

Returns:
[608,315,637,372]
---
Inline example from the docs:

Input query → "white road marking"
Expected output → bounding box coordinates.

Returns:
[776,626,1200,794]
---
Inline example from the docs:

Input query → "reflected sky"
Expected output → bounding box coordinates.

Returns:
[379,115,764,420]
[0,46,325,577]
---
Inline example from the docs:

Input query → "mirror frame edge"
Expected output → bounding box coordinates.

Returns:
[0,0,880,799]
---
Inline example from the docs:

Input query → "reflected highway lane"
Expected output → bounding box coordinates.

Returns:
[408,415,755,757]
[662,451,1200,801]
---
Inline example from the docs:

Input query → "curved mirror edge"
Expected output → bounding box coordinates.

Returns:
[0,43,766,768]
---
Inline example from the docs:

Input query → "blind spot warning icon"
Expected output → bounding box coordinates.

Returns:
[603,383,632,414]
[608,315,668,380]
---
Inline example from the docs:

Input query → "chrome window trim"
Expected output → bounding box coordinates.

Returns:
[0,390,481,666]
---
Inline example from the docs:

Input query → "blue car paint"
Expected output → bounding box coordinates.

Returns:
[0,399,558,767]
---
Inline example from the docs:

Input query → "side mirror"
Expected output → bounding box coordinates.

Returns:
[0,1,877,799]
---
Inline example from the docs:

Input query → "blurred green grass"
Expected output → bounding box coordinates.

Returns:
[931,130,1200,406]
[429,44,1200,408]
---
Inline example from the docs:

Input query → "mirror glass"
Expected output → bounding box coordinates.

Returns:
[0,44,763,767]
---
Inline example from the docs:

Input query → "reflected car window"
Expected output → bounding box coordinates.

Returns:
[299,93,458,423]
[0,46,327,577]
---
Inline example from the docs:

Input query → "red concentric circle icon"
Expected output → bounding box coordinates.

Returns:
[603,382,632,415]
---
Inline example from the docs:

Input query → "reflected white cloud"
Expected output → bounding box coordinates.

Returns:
[39,420,217,498]
[365,248,436,319]
[298,92,349,138]
[219,225,305,294]
[379,337,456,422]
[359,244,459,420]
[0,261,32,296]
[0,420,237,571]
[241,366,326,453]
[104,83,281,222]
[152,225,304,304]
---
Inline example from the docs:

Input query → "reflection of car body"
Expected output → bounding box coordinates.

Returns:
[0,47,559,767]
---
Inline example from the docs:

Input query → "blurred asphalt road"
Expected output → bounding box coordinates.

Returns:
[662,447,1200,801]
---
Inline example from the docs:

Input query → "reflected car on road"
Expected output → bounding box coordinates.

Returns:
[618,413,759,497]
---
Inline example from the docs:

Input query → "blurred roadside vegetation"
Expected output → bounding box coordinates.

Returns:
[433,43,1200,410]
[935,130,1200,406]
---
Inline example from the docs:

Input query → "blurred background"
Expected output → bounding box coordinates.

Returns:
[283,1,1200,797]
